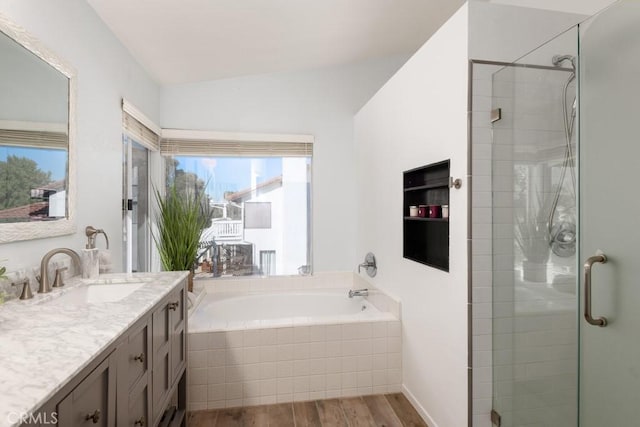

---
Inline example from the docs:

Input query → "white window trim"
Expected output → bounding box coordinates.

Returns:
[161,128,314,144]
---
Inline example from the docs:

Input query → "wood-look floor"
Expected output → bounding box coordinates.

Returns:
[188,393,428,427]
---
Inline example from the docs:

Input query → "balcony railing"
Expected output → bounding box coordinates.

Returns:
[209,220,243,241]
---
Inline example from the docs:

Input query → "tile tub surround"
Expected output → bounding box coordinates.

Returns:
[187,321,402,410]
[0,271,188,427]
[187,272,402,410]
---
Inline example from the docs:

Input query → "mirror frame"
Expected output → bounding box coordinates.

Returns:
[0,13,76,243]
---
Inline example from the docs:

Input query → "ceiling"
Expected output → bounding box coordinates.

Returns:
[87,0,465,85]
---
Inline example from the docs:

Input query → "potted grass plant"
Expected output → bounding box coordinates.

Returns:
[153,183,209,292]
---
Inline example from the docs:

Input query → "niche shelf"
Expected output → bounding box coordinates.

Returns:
[403,160,450,271]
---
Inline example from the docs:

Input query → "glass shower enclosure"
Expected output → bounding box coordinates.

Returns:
[490,28,579,427]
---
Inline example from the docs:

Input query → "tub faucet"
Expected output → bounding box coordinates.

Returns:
[349,288,369,298]
[38,248,81,293]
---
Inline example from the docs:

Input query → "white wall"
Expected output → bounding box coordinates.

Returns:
[469,2,587,64]
[0,0,159,279]
[354,5,469,427]
[160,55,409,273]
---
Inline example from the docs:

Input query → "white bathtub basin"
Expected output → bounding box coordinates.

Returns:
[44,283,145,306]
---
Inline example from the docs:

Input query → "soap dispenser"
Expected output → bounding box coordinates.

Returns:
[81,247,99,279]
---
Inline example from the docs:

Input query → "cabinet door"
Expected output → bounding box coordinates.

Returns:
[57,353,116,427]
[168,285,186,385]
[152,300,171,424]
[126,378,150,427]
[126,319,151,391]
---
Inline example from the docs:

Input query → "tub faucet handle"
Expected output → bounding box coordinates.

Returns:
[357,252,377,277]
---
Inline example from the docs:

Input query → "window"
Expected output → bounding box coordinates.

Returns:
[161,131,312,278]
[245,202,271,229]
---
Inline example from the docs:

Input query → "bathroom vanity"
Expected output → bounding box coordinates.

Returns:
[0,272,188,427]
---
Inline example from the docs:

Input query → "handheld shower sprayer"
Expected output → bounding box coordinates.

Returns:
[548,54,578,257]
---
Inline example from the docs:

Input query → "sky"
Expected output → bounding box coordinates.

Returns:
[173,156,283,202]
[0,146,67,181]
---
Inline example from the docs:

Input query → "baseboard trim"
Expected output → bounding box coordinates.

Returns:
[402,385,439,427]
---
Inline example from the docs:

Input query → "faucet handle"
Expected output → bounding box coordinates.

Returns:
[53,267,68,288]
[12,278,33,300]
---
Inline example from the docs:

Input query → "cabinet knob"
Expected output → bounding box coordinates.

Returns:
[133,353,145,363]
[168,301,179,311]
[134,417,145,426]
[85,409,100,424]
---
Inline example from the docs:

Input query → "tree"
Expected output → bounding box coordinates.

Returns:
[165,158,212,228]
[0,155,52,209]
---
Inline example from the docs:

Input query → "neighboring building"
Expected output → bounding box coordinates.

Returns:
[198,158,309,277]
[0,179,65,222]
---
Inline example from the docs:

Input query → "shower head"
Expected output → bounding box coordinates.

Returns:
[552,54,576,70]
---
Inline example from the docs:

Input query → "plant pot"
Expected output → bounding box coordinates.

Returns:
[188,270,194,293]
[522,260,548,283]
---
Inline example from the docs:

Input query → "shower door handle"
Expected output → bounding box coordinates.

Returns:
[583,253,608,327]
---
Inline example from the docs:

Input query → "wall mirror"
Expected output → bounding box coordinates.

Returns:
[0,14,76,243]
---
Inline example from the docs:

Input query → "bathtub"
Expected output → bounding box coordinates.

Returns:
[189,289,395,332]
[186,273,402,411]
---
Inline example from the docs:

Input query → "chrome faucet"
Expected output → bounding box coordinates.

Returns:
[38,248,81,293]
[348,288,369,298]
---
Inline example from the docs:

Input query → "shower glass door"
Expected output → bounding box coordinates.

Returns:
[578,2,640,425]
[491,27,579,427]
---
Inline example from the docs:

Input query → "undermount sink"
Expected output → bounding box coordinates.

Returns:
[44,283,146,306]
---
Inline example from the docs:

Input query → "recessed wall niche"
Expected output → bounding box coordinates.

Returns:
[402,160,450,271]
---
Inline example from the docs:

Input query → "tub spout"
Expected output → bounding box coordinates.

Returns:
[348,288,368,298]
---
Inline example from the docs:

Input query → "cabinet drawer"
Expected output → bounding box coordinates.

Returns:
[127,321,150,390]
[57,353,116,427]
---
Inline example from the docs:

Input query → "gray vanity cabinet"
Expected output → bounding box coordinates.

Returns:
[57,352,117,427]
[21,278,187,427]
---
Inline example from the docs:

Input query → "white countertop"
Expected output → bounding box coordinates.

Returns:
[0,271,188,427]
